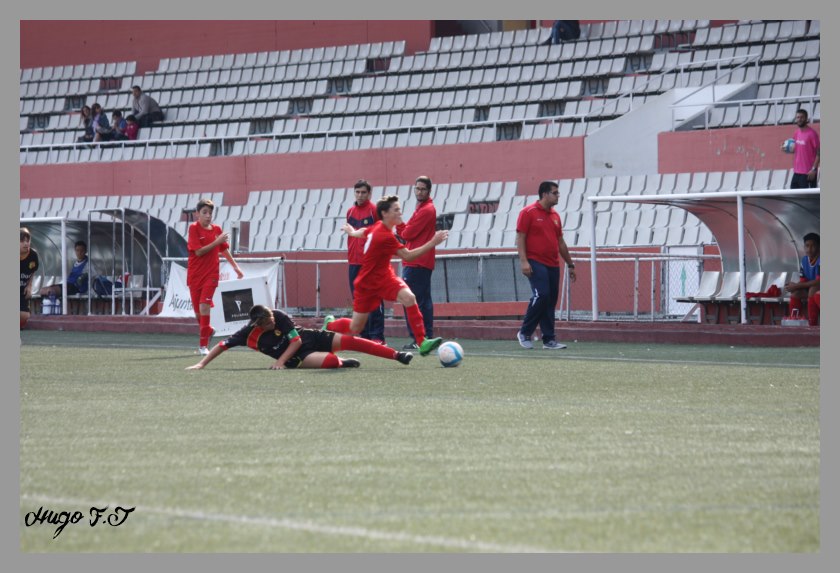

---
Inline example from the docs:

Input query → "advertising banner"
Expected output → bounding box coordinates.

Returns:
[160,261,281,335]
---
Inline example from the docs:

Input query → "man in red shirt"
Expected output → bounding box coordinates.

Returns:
[516,181,577,350]
[325,195,448,357]
[345,179,385,344]
[187,198,244,355]
[396,176,437,350]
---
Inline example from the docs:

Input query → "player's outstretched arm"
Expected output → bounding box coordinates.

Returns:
[185,343,225,370]
[399,230,448,262]
[222,249,245,278]
[270,338,303,370]
[341,223,365,238]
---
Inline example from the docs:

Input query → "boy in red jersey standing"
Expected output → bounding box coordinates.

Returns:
[187,198,244,355]
[324,195,448,357]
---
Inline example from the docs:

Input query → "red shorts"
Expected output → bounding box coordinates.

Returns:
[353,276,408,313]
[190,279,218,311]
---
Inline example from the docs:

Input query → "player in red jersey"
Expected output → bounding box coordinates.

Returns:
[187,198,244,355]
[324,195,448,357]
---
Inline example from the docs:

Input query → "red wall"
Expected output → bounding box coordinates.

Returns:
[20,21,433,73]
[20,137,586,203]
[658,124,820,174]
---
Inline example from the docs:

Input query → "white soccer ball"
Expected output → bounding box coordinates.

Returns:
[782,138,796,154]
[438,341,464,368]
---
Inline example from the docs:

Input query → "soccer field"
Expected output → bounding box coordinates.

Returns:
[19,330,819,552]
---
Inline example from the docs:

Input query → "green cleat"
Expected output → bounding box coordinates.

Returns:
[418,337,443,356]
[321,315,335,331]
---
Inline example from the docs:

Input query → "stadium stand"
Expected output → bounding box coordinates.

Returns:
[20,20,820,324]
[20,20,818,163]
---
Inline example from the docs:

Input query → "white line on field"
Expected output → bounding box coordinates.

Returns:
[21,493,565,553]
[22,340,816,369]
[479,351,818,369]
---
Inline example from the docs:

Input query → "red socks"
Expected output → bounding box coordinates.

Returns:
[326,317,352,334]
[790,294,821,326]
[321,353,341,368]
[199,314,212,347]
[788,296,803,318]
[338,335,397,360]
[405,304,426,343]
[808,293,820,326]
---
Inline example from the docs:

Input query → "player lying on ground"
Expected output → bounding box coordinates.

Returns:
[325,194,448,357]
[186,305,414,370]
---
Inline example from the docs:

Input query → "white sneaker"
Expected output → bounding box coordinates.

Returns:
[198,346,210,356]
[543,340,567,350]
[516,331,534,349]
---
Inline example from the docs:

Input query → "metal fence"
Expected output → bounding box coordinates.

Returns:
[269,249,715,321]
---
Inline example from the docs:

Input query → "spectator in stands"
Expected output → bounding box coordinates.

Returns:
[786,109,820,189]
[111,110,127,140]
[785,232,820,326]
[131,85,164,128]
[91,102,113,142]
[123,115,140,140]
[345,179,386,344]
[543,20,581,45]
[396,176,438,350]
[20,227,40,329]
[40,240,89,298]
[515,180,576,350]
[77,105,94,143]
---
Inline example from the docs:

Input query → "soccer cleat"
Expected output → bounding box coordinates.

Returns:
[543,340,567,350]
[396,351,414,365]
[340,358,361,368]
[516,331,534,349]
[402,342,419,350]
[418,337,443,356]
[371,339,386,345]
[198,346,210,356]
[321,314,335,331]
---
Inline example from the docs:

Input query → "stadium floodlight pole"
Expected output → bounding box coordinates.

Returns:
[589,197,598,321]
[736,195,747,324]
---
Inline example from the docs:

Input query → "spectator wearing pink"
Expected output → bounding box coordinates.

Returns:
[787,108,820,189]
[123,115,139,140]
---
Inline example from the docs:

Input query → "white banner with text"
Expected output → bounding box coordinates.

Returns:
[160,261,280,336]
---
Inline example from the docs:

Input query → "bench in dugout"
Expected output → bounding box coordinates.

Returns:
[676,270,793,324]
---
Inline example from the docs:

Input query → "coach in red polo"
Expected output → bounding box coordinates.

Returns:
[515,180,577,350]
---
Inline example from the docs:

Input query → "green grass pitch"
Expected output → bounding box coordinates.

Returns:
[19,330,819,552]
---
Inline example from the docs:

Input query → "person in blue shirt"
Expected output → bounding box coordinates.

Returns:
[785,232,820,326]
[41,240,89,297]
